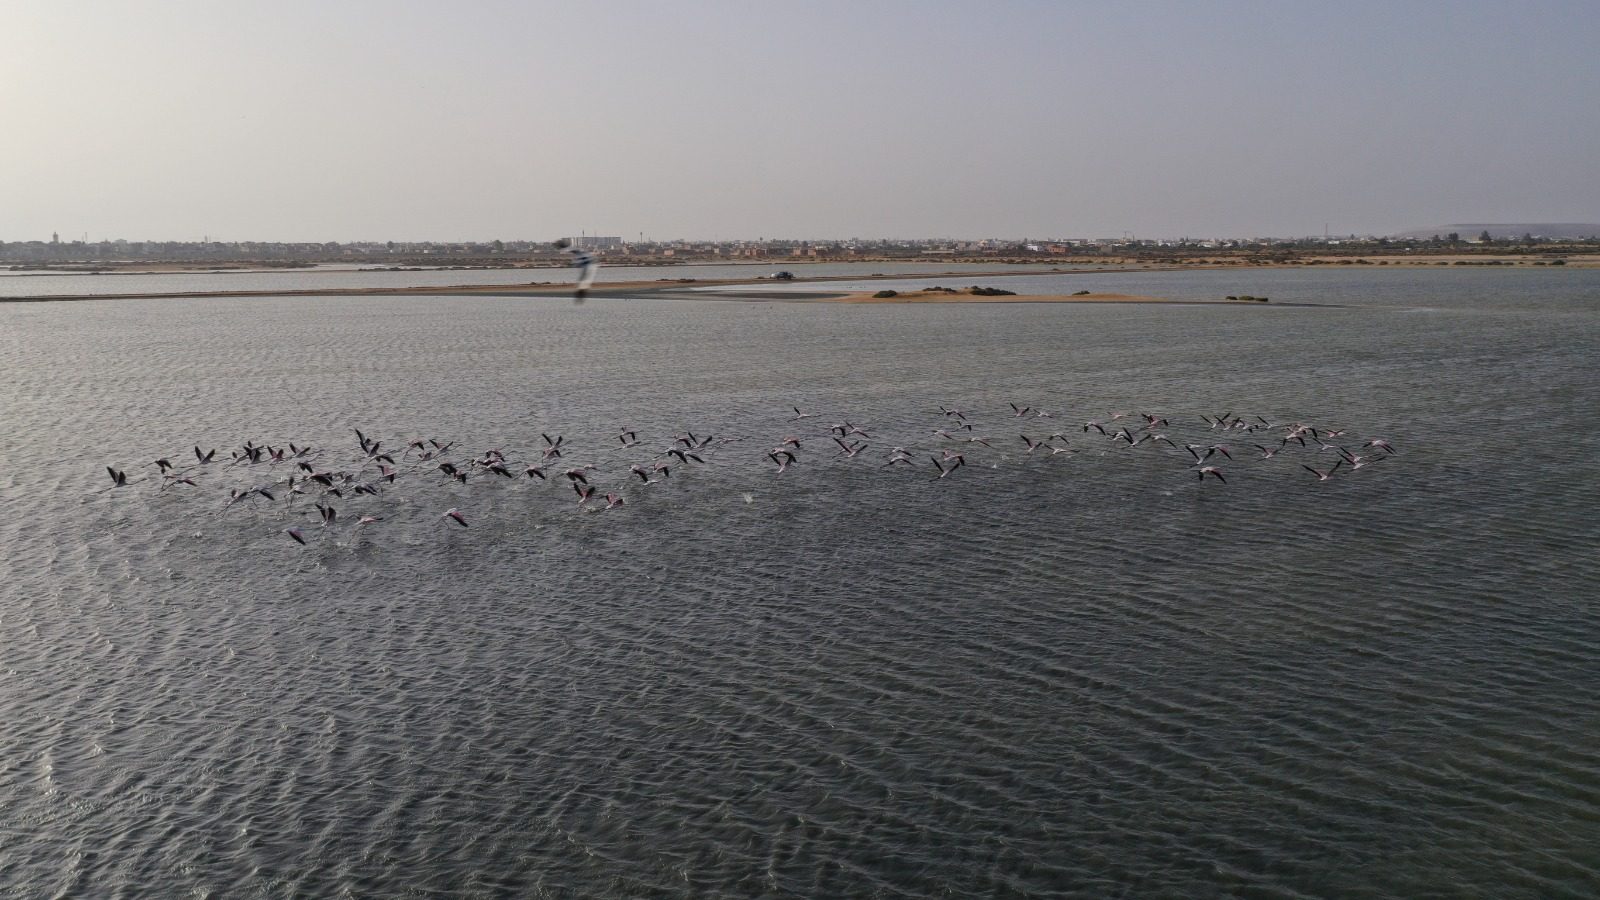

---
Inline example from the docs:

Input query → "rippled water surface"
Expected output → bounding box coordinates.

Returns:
[2,270,1598,897]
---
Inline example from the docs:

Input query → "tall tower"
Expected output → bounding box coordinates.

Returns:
[51,232,59,245]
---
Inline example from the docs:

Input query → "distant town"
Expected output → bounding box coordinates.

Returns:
[4,227,1598,271]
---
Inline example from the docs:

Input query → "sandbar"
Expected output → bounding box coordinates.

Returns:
[822,290,1178,304]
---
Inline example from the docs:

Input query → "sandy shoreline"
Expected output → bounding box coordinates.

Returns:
[6,252,1596,278]
[820,289,1180,304]
[1,253,1589,303]
[0,269,1142,303]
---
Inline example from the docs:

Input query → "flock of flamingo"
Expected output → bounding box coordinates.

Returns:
[95,403,1396,547]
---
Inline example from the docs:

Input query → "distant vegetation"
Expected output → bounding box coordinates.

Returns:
[873,290,899,298]
[1390,223,1600,242]
[4,229,1596,272]
[968,286,1017,296]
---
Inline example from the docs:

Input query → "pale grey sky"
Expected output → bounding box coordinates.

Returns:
[4,0,1597,241]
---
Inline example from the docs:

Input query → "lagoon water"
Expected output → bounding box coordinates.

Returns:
[1,268,1597,896]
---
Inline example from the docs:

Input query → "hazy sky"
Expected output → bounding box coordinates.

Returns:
[4,0,1597,241]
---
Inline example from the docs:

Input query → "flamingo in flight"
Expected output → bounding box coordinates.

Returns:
[931,454,965,479]
[1303,461,1342,481]
[833,437,868,458]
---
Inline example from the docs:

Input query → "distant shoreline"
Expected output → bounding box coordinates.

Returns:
[819,289,1180,304]
[0,256,1592,303]
[3,251,1595,281]
[0,268,1145,303]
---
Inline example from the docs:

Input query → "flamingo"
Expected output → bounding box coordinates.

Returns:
[1339,450,1384,470]
[1303,460,1342,481]
[833,437,868,458]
